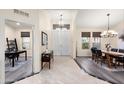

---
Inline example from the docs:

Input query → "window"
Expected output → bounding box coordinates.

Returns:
[82,37,90,49]
[81,32,90,49]
[22,37,30,49]
[92,32,101,49]
[21,32,30,49]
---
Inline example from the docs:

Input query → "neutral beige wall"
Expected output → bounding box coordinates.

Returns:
[5,24,16,40]
[5,24,16,50]
[71,18,77,58]
[39,11,52,53]
[0,18,5,83]
[112,21,124,49]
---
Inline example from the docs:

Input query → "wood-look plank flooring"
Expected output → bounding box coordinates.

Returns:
[14,56,108,84]
[76,57,124,84]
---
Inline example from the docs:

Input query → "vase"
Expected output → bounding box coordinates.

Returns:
[106,48,110,51]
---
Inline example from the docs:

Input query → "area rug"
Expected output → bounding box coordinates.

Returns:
[5,57,32,83]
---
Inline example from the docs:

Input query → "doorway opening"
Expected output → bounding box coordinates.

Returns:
[5,19,33,83]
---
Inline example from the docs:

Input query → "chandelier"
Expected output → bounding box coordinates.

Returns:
[59,14,63,29]
[100,13,118,38]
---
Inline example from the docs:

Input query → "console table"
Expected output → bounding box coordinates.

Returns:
[41,50,53,69]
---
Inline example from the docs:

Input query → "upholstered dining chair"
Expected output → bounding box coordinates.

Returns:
[118,49,124,53]
[111,48,118,52]
[114,49,124,68]
[115,55,124,68]
[91,47,97,61]
[95,49,106,66]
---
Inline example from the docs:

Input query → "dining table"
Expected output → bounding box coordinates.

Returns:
[102,50,124,68]
[5,50,27,67]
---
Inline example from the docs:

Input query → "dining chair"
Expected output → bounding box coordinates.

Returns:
[111,48,118,52]
[118,49,124,53]
[95,49,106,65]
[113,49,124,68]
[5,38,19,66]
[115,55,124,68]
[91,47,97,61]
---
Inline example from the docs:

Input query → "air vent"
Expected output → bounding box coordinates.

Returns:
[14,9,29,17]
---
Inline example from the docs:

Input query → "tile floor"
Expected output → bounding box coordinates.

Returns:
[14,56,109,84]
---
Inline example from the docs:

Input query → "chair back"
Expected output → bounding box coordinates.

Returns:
[111,48,118,52]
[96,49,102,56]
[91,47,97,54]
[119,49,124,53]
[6,38,18,52]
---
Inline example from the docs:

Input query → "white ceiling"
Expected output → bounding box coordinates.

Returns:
[5,19,33,30]
[76,9,124,29]
[5,9,124,30]
[43,9,124,29]
[46,10,78,23]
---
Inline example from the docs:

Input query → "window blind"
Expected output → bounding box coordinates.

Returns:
[93,32,101,37]
[21,32,30,37]
[81,32,90,37]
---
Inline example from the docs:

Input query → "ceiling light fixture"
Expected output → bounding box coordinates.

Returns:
[16,22,20,26]
[100,13,118,38]
[59,14,64,29]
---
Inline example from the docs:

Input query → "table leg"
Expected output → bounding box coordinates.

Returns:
[12,58,14,67]
[25,51,27,60]
[41,62,43,69]
[106,54,112,68]
[49,61,51,69]
[109,56,113,68]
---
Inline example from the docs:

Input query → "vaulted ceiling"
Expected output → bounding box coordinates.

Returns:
[6,9,124,30]
[75,9,124,29]
[45,9,124,29]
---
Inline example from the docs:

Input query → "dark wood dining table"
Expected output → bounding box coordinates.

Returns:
[102,50,124,68]
[5,50,27,67]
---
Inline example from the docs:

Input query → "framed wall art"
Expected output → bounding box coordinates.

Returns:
[41,31,48,46]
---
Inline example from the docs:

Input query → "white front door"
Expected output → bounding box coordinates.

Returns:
[52,28,71,56]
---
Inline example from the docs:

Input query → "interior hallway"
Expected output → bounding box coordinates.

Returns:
[14,56,109,84]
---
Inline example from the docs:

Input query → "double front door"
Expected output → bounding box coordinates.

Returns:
[52,28,71,56]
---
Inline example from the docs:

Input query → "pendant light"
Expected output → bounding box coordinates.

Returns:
[100,13,118,38]
[59,14,63,30]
